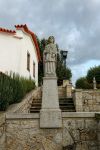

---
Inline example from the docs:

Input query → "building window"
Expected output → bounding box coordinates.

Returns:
[27,52,30,71]
[33,61,35,77]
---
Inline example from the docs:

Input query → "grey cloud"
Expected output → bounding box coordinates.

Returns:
[0,0,100,82]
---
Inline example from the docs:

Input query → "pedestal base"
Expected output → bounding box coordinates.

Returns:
[40,109,62,128]
[42,77,59,108]
[40,76,62,128]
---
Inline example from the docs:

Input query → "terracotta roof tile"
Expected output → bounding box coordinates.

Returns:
[0,27,16,34]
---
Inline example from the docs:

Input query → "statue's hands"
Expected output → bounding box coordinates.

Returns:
[52,53,56,58]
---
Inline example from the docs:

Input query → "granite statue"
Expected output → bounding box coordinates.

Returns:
[43,36,57,77]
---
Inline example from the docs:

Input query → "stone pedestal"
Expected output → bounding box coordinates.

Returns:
[74,89,83,112]
[40,77,62,128]
[63,80,72,98]
[66,84,72,98]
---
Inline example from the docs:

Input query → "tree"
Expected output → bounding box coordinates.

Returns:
[36,36,72,86]
[75,77,92,89]
[56,53,72,82]
[75,65,100,89]
[86,66,100,84]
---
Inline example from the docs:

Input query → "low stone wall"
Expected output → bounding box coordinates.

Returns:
[0,113,5,150]
[62,112,99,150]
[5,112,100,150]
[82,90,100,112]
[7,87,42,113]
[73,89,100,112]
[6,113,62,150]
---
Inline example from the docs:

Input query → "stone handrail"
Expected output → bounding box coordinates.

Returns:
[7,87,42,113]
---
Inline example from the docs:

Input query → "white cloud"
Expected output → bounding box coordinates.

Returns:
[0,0,100,83]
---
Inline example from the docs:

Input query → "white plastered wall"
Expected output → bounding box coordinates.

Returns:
[0,30,38,86]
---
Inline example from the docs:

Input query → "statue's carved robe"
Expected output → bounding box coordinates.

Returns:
[43,43,57,77]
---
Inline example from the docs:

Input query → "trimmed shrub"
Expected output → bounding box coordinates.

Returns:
[75,77,92,89]
[86,66,100,85]
[76,65,100,89]
[0,72,35,111]
[0,73,13,110]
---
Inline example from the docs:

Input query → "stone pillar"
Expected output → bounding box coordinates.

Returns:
[63,80,72,98]
[66,83,72,98]
[74,89,83,112]
[40,77,62,128]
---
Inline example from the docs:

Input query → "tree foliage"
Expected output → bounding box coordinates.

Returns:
[75,77,92,89]
[86,65,100,84]
[0,72,35,111]
[37,38,47,85]
[37,36,72,85]
[56,53,72,81]
[75,65,100,89]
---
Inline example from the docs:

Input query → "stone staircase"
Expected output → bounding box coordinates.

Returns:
[30,97,75,113]
[59,98,75,112]
[30,98,42,113]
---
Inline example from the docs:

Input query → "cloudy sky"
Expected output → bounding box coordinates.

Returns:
[0,0,100,84]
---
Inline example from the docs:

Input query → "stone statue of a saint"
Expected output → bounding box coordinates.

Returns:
[43,36,57,77]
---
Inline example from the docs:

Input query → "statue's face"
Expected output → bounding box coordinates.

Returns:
[48,36,55,43]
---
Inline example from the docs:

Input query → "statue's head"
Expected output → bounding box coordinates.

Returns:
[48,36,55,44]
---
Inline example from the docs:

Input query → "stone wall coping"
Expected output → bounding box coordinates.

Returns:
[75,89,100,92]
[75,89,83,92]
[5,112,100,120]
[62,112,100,118]
[6,88,37,113]
[6,113,39,119]
[82,89,100,93]
[7,90,34,112]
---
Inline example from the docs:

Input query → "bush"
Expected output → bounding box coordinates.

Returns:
[86,66,100,84]
[0,72,35,111]
[76,65,100,89]
[75,77,92,89]
[0,73,13,110]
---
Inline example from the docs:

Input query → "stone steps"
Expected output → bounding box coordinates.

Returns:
[30,99,41,113]
[59,98,75,112]
[30,97,76,113]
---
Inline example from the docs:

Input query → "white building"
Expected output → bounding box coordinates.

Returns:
[0,24,41,86]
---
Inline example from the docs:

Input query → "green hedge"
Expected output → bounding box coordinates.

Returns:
[0,72,35,111]
[75,77,93,89]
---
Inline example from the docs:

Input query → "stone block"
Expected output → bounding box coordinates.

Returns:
[66,84,72,97]
[42,77,59,109]
[40,76,62,128]
[40,109,62,128]
[74,89,83,112]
